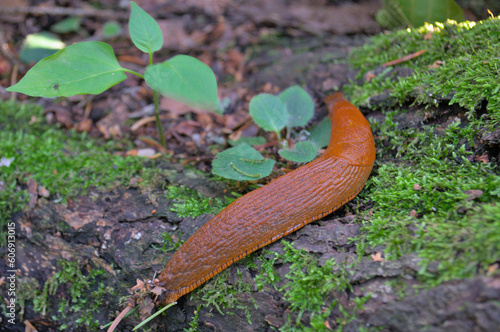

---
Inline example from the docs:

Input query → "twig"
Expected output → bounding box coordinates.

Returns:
[383,49,427,67]
[131,115,170,132]
[106,305,133,332]
[139,136,168,153]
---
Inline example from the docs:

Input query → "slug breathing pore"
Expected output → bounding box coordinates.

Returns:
[156,92,375,305]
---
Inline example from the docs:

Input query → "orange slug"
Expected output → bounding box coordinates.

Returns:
[157,92,375,305]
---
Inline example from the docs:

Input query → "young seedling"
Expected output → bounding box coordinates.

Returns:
[213,85,329,180]
[249,93,289,141]
[7,1,219,148]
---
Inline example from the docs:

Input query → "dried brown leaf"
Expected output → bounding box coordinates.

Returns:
[138,296,155,320]
[131,279,145,292]
[371,252,384,262]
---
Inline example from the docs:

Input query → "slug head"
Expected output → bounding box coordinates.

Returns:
[324,93,375,166]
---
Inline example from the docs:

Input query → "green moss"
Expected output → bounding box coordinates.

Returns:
[195,268,255,323]
[280,242,354,313]
[356,112,500,286]
[0,100,165,246]
[347,20,500,286]
[198,109,499,328]
[32,260,112,330]
[154,231,184,253]
[254,251,281,290]
[183,305,201,332]
[277,243,374,331]
[166,185,234,218]
[345,16,500,128]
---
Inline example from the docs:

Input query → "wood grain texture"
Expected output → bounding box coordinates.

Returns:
[157,92,375,305]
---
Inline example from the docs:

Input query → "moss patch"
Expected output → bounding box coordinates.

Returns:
[0,100,164,245]
[343,15,500,287]
[32,260,112,330]
[278,242,371,331]
[165,184,235,217]
[345,16,500,128]
[193,268,255,324]
[357,114,500,286]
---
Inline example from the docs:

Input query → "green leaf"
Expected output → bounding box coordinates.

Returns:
[145,55,218,111]
[309,117,332,149]
[212,143,274,181]
[279,141,318,163]
[228,136,267,147]
[102,22,122,38]
[7,41,127,97]
[378,0,464,28]
[278,86,314,128]
[50,17,82,33]
[129,1,163,54]
[19,32,65,64]
[249,94,289,133]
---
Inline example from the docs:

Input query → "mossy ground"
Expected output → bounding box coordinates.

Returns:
[0,101,162,244]
[0,101,176,329]
[345,16,500,127]
[345,16,500,287]
[32,260,111,330]
[165,184,235,218]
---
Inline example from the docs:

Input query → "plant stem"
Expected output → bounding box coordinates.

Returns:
[122,68,144,80]
[123,60,166,149]
[147,54,166,149]
[153,89,165,148]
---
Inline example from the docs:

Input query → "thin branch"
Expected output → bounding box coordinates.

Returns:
[383,49,427,67]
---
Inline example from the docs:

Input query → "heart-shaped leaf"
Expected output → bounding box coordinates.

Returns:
[279,141,318,163]
[145,55,218,111]
[7,41,127,97]
[249,94,288,133]
[278,85,314,128]
[309,117,332,149]
[129,1,163,54]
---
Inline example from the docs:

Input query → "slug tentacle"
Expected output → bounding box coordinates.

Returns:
[157,93,375,305]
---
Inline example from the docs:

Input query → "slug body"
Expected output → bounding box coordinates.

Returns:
[157,93,375,305]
